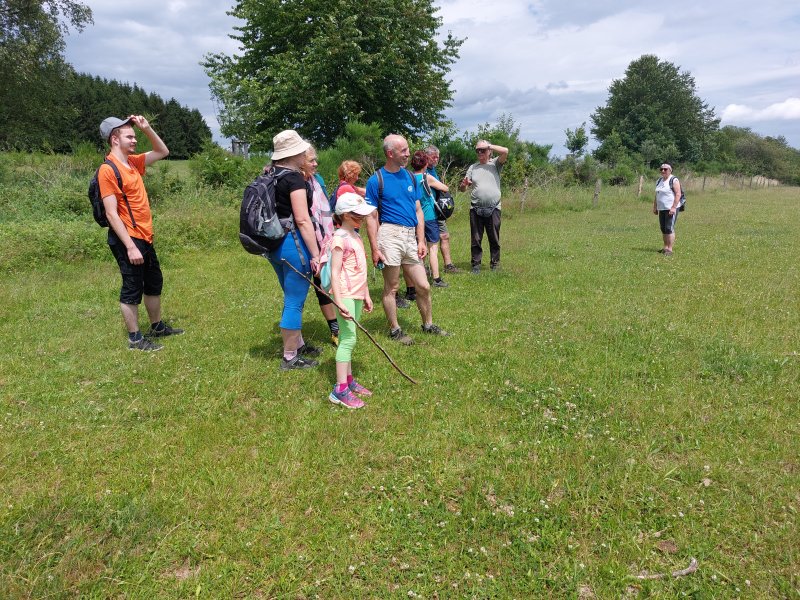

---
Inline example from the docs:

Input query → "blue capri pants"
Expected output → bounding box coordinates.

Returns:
[267,231,312,330]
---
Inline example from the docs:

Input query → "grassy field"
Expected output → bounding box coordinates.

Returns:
[1,172,799,597]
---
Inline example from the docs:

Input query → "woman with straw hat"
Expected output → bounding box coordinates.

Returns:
[266,129,323,370]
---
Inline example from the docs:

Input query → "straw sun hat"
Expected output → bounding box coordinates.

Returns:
[271,129,310,160]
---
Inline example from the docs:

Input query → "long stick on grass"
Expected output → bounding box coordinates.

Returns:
[281,258,418,385]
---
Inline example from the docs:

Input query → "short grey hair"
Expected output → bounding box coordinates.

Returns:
[425,145,439,155]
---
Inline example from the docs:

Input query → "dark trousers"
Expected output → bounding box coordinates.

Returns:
[469,207,501,267]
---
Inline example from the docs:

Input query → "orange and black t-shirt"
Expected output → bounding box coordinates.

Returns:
[97,153,153,243]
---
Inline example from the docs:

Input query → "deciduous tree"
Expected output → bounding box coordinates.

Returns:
[590,55,719,166]
[203,0,463,148]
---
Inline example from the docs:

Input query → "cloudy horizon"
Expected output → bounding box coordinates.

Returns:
[65,0,800,156]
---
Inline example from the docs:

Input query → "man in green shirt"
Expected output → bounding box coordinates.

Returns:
[459,140,509,273]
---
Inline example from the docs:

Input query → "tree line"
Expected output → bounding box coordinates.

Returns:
[1,0,210,158]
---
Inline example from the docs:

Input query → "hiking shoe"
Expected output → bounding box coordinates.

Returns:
[422,323,450,336]
[298,343,322,357]
[395,294,411,309]
[433,278,449,288]
[331,333,339,346]
[349,379,373,397]
[148,322,184,337]
[471,265,480,274]
[404,289,417,302]
[129,337,163,352]
[663,249,673,256]
[389,327,414,345]
[329,386,365,409]
[280,355,319,371]
[444,264,460,274]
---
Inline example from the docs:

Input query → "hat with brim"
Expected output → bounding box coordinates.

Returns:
[100,116,133,141]
[271,129,311,160]
[335,192,376,216]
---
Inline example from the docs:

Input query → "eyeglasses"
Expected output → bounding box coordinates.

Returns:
[660,168,668,171]
[476,148,489,154]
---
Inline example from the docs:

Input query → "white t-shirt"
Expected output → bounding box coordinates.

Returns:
[655,176,679,211]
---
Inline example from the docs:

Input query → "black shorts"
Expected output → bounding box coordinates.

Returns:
[108,233,163,305]
[658,210,679,234]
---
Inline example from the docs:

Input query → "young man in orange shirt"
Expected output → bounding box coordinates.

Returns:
[98,115,182,351]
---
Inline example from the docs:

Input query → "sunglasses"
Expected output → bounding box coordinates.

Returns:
[476,148,490,153]
[660,168,669,171]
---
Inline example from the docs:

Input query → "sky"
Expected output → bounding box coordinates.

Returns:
[64,1,800,157]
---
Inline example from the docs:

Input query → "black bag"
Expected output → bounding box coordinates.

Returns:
[239,169,293,255]
[474,205,496,218]
[434,191,455,220]
[88,159,136,228]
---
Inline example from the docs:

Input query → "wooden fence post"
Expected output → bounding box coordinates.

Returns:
[702,176,706,191]
[593,179,601,207]
[519,177,529,212]
[637,175,643,198]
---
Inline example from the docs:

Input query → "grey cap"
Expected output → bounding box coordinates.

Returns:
[99,116,132,141]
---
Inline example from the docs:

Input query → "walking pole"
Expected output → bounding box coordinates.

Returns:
[281,259,418,385]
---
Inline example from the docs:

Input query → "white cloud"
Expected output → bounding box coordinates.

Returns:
[721,98,800,123]
[62,0,800,152]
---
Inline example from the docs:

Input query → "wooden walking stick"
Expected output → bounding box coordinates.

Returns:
[281,259,418,384]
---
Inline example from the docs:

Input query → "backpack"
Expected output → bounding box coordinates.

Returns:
[433,190,455,220]
[239,168,294,255]
[657,175,686,212]
[319,229,355,291]
[88,159,137,228]
[375,168,417,223]
[328,181,344,214]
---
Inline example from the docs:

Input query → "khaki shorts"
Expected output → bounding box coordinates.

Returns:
[378,223,423,267]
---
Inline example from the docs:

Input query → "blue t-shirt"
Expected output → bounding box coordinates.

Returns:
[416,173,436,222]
[365,167,421,227]
[426,166,439,181]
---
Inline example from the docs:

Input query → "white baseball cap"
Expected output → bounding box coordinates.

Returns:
[335,192,376,216]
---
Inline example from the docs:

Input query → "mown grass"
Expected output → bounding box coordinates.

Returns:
[1,161,798,598]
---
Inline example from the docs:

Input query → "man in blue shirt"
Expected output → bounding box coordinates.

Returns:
[365,134,449,344]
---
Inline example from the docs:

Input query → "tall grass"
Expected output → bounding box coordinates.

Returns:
[0,153,798,597]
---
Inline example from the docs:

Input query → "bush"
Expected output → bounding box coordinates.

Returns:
[189,142,263,188]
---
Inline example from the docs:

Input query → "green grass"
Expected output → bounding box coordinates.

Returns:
[1,177,799,597]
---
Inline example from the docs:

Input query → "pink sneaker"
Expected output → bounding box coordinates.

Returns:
[348,380,373,397]
[329,386,365,409]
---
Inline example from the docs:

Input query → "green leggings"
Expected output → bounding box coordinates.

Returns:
[335,298,363,363]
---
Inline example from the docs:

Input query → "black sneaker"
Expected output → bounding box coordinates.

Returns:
[129,337,164,352]
[444,264,460,274]
[433,278,449,288]
[297,343,322,357]
[421,323,450,336]
[395,294,411,309]
[280,355,319,371]
[148,322,184,338]
[389,327,414,345]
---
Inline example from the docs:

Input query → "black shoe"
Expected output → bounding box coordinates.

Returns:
[444,264,460,274]
[129,337,163,352]
[389,327,414,345]
[280,355,319,370]
[421,323,450,336]
[471,265,480,274]
[395,294,411,309]
[298,343,322,357]
[433,278,449,288]
[148,322,184,338]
